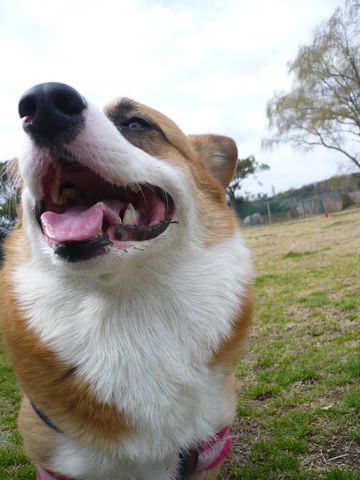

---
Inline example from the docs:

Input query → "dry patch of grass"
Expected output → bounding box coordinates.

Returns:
[219,207,360,480]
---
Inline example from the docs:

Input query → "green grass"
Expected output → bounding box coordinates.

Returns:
[0,339,34,479]
[282,250,318,260]
[220,208,360,479]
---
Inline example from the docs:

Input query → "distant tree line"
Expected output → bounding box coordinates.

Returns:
[275,172,360,199]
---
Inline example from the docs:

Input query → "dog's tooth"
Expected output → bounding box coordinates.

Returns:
[59,188,77,205]
[123,204,139,225]
[128,183,141,194]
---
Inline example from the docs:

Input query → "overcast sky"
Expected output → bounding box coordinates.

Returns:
[0,0,352,196]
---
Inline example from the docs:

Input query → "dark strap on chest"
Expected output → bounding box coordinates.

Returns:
[177,448,199,479]
[30,400,62,434]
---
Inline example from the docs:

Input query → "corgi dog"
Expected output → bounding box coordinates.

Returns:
[0,83,253,480]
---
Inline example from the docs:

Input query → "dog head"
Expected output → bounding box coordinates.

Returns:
[17,82,238,276]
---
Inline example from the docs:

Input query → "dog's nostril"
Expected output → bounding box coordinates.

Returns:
[54,92,86,117]
[19,95,37,120]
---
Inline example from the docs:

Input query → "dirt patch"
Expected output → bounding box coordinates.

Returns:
[221,417,270,475]
[301,433,360,472]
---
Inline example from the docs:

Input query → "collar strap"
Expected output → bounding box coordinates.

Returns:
[177,448,199,479]
[30,400,62,434]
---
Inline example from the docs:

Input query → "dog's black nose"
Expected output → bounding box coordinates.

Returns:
[18,82,87,146]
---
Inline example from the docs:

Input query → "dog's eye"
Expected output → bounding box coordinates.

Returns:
[122,117,152,129]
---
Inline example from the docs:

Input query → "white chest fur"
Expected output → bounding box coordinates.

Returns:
[13,234,251,478]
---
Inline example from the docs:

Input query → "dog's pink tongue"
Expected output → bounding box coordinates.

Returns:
[41,201,122,244]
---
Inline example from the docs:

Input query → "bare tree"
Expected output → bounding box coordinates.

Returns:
[264,0,360,170]
[226,155,269,206]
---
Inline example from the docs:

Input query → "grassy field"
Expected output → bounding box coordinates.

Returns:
[1,208,360,479]
[221,207,360,480]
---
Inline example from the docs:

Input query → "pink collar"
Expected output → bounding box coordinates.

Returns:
[197,426,232,472]
[36,467,68,480]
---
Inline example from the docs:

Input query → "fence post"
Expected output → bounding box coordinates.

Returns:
[266,197,272,224]
[301,197,306,216]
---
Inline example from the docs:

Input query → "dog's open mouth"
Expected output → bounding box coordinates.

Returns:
[36,159,175,261]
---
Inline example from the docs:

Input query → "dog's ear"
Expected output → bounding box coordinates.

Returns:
[188,134,238,188]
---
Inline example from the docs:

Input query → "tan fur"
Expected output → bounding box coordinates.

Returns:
[212,287,254,366]
[188,134,238,189]
[154,120,240,247]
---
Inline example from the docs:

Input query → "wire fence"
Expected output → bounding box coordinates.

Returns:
[234,190,349,226]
